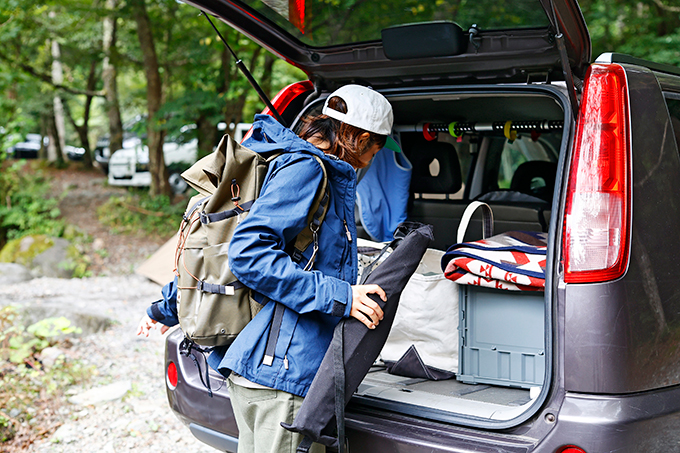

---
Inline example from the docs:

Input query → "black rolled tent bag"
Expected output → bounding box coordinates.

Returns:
[281,222,434,452]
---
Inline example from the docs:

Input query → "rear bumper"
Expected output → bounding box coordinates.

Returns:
[165,328,680,453]
[164,329,239,447]
[189,423,238,452]
[108,169,151,187]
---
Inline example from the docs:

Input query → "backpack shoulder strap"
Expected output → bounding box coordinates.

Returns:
[291,154,330,269]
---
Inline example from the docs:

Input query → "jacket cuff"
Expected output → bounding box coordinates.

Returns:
[331,282,353,318]
[147,302,165,322]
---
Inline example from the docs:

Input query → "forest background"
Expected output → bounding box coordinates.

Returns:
[1,0,680,199]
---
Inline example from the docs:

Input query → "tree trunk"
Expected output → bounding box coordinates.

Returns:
[64,60,97,168]
[223,46,262,133]
[196,115,218,159]
[103,0,123,157]
[131,0,170,197]
[260,52,277,100]
[46,105,64,166]
[50,15,66,165]
[39,113,48,160]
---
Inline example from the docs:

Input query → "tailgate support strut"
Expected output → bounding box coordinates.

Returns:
[548,0,580,121]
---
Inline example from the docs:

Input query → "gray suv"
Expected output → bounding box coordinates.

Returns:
[162,0,680,451]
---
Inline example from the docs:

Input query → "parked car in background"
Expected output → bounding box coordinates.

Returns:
[6,134,45,159]
[94,115,148,174]
[108,122,252,194]
[64,145,86,161]
[159,0,680,452]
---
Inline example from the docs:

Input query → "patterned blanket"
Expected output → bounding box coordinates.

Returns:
[441,231,547,291]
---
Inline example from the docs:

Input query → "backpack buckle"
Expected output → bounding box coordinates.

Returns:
[199,212,211,224]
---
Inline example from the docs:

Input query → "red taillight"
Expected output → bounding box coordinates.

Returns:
[245,80,314,142]
[260,80,314,119]
[557,446,587,453]
[563,64,631,283]
[167,361,178,389]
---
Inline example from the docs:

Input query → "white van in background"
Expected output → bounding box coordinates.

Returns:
[108,122,252,194]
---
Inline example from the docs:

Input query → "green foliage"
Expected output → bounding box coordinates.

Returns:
[0,160,66,245]
[581,0,680,65]
[1,309,81,365]
[0,161,93,277]
[61,243,92,278]
[97,191,186,238]
[0,306,92,443]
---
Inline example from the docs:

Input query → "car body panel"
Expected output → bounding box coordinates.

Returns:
[564,65,680,394]
[182,0,590,87]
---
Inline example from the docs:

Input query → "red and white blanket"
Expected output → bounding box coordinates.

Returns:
[441,231,547,291]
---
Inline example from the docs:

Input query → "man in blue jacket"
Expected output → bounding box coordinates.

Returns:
[138,85,394,453]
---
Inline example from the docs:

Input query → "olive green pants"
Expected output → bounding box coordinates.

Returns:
[226,379,325,453]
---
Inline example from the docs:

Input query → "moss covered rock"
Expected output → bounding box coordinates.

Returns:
[0,235,90,278]
[0,235,54,266]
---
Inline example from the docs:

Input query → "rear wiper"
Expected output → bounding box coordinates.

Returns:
[200,11,288,128]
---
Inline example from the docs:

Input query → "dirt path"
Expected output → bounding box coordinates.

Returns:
[49,167,168,276]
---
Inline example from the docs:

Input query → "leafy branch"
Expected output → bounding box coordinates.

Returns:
[0,49,105,97]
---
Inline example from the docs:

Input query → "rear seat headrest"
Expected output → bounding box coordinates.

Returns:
[510,160,557,203]
[403,134,462,194]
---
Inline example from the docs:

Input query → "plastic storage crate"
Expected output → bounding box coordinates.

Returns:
[457,285,545,389]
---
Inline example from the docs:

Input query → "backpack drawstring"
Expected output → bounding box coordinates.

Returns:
[179,337,222,397]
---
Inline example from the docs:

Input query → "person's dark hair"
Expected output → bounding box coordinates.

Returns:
[297,96,388,168]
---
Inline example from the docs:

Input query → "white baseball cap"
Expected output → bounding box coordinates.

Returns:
[322,85,393,136]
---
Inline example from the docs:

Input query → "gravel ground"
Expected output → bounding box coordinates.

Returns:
[1,276,217,453]
[1,167,218,452]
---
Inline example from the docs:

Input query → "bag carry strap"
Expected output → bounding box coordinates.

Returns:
[292,155,330,270]
[333,319,347,453]
[196,280,246,296]
[457,201,494,243]
[179,337,216,397]
[262,301,285,366]
[358,221,413,285]
[296,437,314,453]
[199,200,255,224]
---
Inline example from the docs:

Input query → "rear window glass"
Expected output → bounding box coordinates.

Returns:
[240,0,551,47]
[497,137,557,189]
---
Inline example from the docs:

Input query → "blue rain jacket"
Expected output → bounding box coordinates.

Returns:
[148,114,358,397]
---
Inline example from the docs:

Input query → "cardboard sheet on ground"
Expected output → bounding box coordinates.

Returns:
[135,234,177,286]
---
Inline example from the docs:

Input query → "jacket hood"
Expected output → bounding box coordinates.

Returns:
[244,114,357,181]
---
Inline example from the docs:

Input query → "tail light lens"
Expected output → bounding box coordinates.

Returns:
[167,361,178,389]
[243,80,313,142]
[260,80,314,118]
[558,446,586,453]
[563,64,631,283]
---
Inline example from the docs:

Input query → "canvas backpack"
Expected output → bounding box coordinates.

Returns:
[174,133,329,347]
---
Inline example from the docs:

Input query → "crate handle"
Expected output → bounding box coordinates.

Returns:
[457,201,494,243]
